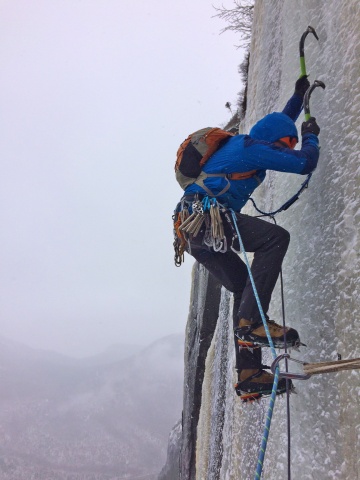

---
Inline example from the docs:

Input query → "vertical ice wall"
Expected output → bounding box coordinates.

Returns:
[188,1,360,479]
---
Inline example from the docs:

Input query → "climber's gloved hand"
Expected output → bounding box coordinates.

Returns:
[301,117,320,136]
[295,75,310,96]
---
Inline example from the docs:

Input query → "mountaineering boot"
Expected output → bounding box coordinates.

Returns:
[234,318,301,349]
[234,368,293,402]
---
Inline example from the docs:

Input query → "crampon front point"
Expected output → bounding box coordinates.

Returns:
[235,384,295,403]
[235,387,262,403]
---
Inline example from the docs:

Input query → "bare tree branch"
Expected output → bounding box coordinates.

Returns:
[213,0,254,48]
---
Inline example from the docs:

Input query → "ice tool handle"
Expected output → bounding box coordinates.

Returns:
[303,80,326,121]
[299,25,319,77]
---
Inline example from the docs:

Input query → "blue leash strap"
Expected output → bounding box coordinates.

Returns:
[249,173,312,217]
[229,209,280,479]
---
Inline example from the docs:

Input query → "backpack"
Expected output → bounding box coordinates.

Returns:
[174,127,258,194]
[175,127,234,190]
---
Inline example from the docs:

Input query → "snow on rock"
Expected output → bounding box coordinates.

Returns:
[158,419,182,480]
[161,1,360,479]
[179,264,222,480]
[242,2,360,478]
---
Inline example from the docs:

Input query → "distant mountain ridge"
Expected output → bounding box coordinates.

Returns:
[0,335,140,365]
[0,334,184,479]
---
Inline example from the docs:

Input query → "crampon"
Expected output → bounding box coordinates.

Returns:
[237,338,304,352]
[235,383,295,403]
[235,319,305,350]
[234,368,295,403]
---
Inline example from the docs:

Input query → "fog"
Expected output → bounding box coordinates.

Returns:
[0,0,244,357]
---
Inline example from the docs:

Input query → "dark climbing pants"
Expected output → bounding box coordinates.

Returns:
[187,211,290,371]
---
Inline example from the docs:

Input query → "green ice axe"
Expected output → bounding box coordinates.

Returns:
[303,80,326,121]
[299,26,319,77]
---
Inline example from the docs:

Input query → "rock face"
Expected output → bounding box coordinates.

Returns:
[158,419,182,480]
[160,1,360,479]
[158,265,223,480]
[180,265,222,480]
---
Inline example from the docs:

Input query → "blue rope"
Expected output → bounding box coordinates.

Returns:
[229,210,277,360]
[254,370,280,479]
[229,209,280,480]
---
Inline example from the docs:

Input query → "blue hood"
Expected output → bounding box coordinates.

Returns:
[249,112,298,143]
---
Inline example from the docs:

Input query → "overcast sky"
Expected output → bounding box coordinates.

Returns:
[0,0,244,357]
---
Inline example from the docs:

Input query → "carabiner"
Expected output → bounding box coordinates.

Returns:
[271,353,311,380]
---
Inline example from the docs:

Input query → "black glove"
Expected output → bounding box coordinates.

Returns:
[295,75,310,96]
[301,117,320,136]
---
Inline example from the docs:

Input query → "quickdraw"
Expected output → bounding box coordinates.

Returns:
[172,196,227,265]
[173,202,190,267]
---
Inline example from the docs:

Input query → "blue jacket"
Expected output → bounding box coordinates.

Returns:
[184,93,319,211]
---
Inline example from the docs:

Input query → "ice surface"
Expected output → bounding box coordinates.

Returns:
[177,1,360,479]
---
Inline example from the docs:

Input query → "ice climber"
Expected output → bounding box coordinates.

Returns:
[173,75,321,399]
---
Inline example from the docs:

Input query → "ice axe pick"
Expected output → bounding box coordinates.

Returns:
[299,26,319,78]
[303,80,326,121]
